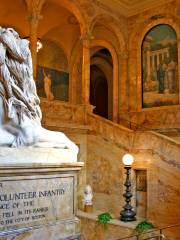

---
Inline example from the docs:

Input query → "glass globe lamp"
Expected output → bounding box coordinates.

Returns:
[122,153,134,166]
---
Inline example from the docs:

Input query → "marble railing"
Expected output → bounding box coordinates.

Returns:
[40,99,180,163]
[87,112,180,164]
[87,112,133,151]
[119,107,180,130]
[40,98,88,127]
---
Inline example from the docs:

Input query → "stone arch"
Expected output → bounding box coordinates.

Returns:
[38,0,87,103]
[91,56,113,119]
[37,38,68,72]
[130,18,180,52]
[128,16,180,111]
[90,39,119,122]
[37,38,69,102]
[69,39,82,103]
[0,0,28,36]
[42,27,71,63]
[89,13,126,53]
[91,57,112,86]
[47,0,87,36]
[91,72,108,119]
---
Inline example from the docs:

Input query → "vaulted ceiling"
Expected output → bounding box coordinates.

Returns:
[98,0,172,16]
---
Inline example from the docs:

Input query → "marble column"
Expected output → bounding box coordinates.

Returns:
[146,49,151,81]
[25,0,45,79]
[152,54,154,71]
[29,13,40,79]
[128,48,139,112]
[157,54,160,66]
[118,51,129,125]
[82,36,90,105]
[119,51,128,112]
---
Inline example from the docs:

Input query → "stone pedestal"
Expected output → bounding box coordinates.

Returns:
[84,205,93,213]
[0,147,83,240]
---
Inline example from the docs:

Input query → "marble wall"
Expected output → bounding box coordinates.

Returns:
[79,216,133,240]
[87,134,125,218]
[126,0,180,129]
[86,135,180,237]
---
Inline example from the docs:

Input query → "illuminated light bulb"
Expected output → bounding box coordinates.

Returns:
[122,153,134,166]
[37,38,42,52]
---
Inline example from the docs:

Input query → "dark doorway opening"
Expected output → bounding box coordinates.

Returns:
[90,65,108,118]
[90,48,112,119]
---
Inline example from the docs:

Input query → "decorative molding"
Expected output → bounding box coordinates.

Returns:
[25,0,46,23]
[92,0,126,18]
[149,14,165,20]
[93,0,173,17]
[67,15,79,25]
[25,0,46,14]
[118,50,129,59]
[80,2,96,18]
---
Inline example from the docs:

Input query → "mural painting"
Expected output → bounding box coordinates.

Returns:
[36,39,69,101]
[142,24,179,108]
[36,66,69,101]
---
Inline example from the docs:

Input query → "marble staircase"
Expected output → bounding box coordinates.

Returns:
[40,100,180,237]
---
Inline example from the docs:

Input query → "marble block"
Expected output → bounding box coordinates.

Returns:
[0,147,77,166]
[0,147,83,240]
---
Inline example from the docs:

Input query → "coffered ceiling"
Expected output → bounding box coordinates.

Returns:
[97,0,172,17]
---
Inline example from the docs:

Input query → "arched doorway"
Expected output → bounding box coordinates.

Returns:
[90,48,113,119]
[90,66,108,118]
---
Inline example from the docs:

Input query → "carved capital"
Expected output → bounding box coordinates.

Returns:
[118,50,129,60]
[25,0,46,22]
[80,32,94,48]
[28,13,43,24]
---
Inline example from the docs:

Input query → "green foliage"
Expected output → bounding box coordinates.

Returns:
[97,212,112,227]
[134,219,155,234]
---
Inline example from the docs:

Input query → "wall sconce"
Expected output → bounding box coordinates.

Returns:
[24,37,43,52]
[120,153,136,222]
[36,38,43,52]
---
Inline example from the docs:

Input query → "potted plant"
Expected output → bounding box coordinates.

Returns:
[95,212,112,239]
[134,219,155,239]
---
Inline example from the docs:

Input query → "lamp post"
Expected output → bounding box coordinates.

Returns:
[120,153,136,222]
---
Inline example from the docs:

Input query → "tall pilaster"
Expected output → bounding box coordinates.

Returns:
[29,13,40,79]
[119,50,128,112]
[25,0,46,79]
[81,35,90,105]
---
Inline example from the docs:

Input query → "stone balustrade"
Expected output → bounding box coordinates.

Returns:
[87,112,180,164]
[40,98,88,127]
[40,99,180,165]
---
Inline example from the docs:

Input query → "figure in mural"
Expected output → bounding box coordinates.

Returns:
[0,27,78,154]
[43,70,54,101]
[166,59,177,93]
[157,62,166,93]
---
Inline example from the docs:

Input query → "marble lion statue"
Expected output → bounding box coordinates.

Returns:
[0,27,78,154]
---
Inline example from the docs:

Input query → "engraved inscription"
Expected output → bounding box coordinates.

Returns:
[0,175,74,231]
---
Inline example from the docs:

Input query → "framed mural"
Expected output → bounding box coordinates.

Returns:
[142,24,179,108]
[36,66,69,101]
[36,39,69,101]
